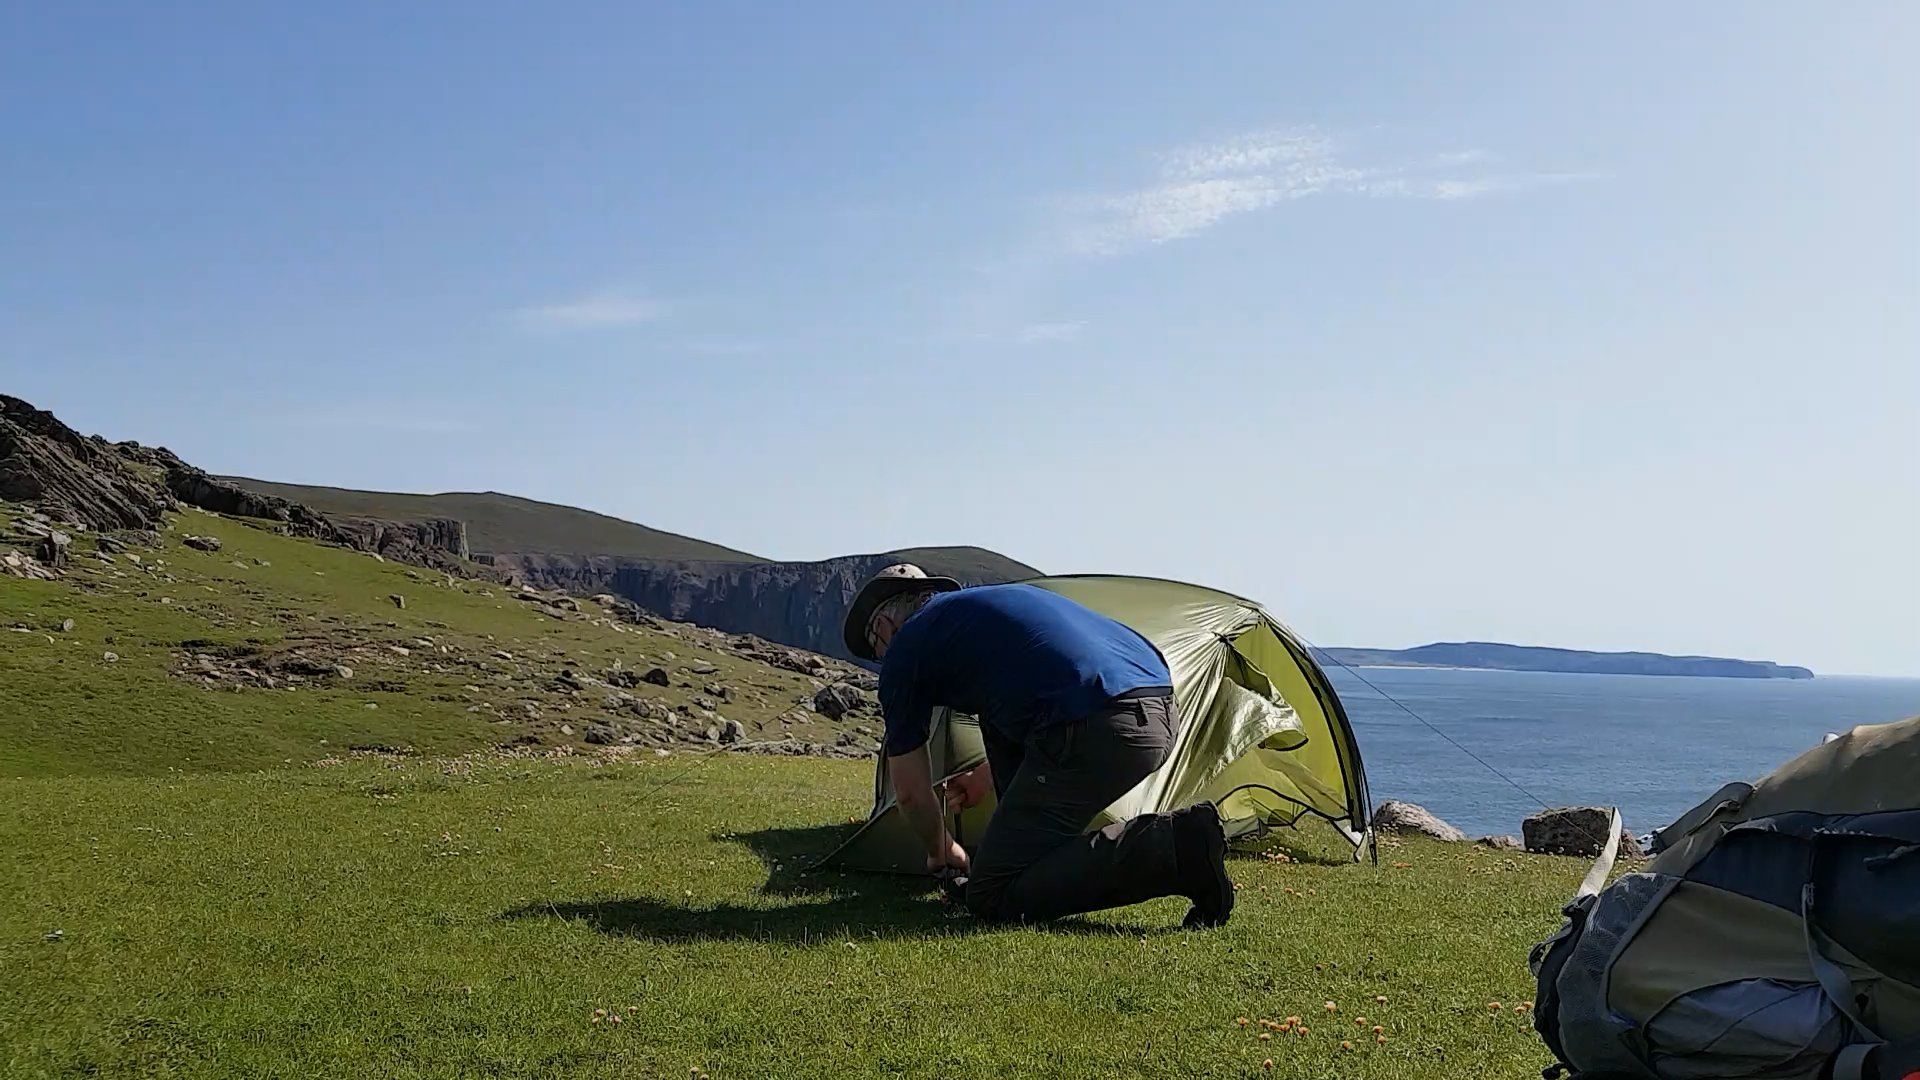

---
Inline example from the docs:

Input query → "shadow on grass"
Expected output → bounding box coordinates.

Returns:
[500,823,1178,944]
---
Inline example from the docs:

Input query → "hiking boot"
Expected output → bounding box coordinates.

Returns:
[1174,802,1233,928]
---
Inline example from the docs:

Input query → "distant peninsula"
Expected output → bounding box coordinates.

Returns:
[1319,641,1814,680]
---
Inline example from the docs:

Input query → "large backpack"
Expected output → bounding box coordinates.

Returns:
[1529,716,1920,1080]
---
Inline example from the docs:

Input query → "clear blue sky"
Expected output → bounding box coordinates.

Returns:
[3,4,1915,675]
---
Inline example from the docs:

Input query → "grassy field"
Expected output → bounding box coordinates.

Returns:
[1,501,1584,1078]
[1,752,1579,1079]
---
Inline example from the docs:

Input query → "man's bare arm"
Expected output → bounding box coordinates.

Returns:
[889,747,967,873]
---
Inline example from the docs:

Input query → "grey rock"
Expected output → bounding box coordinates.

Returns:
[1371,801,1467,843]
[334,665,354,680]
[559,723,574,736]
[605,668,641,689]
[705,682,732,701]
[689,661,719,676]
[389,594,406,610]
[36,530,71,568]
[58,618,74,633]
[719,718,745,744]
[642,666,671,687]
[102,651,118,663]
[1476,835,1523,851]
[812,683,869,720]
[183,535,222,552]
[1523,806,1644,859]
[584,724,616,745]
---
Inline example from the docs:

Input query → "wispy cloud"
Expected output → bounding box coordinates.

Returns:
[1060,127,1594,256]
[515,289,668,329]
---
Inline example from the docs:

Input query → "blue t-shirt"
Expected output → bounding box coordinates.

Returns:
[877,583,1172,756]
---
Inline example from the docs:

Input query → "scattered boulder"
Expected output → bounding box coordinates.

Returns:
[689,660,719,676]
[718,719,745,744]
[705,682,732,701]
[642,667,671,687]
[1476,835,1523,851]
[1371,801,1467,843]
[584,724,617,746]
[388,594,406,610]
[102,651,118,663]
[58,618,74,633]
[1523,806,1644,859]
[35,530,71,568]
[94,534,126,554]
[335,665,354,680]
[605,668,641,689]
[812,683,870,720]
[182,535,222,552]
[559,724,574,737]
[2,548,57,580]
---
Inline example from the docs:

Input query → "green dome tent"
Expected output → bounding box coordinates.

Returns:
[819,575,1375,872]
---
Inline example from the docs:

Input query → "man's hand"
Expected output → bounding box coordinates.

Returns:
[937,762,993,811]
[927,836,969,876]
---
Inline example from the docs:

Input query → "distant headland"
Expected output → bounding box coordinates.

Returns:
[1320,641,1814,680]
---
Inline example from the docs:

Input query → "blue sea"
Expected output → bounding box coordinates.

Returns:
[1327,667,1920,840]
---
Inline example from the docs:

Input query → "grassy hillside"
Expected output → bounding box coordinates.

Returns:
[1,499,1582,1079]
[222,479,762,562]
[0,503,866,778]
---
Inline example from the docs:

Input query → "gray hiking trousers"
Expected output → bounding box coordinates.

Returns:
[963,691,1186,922]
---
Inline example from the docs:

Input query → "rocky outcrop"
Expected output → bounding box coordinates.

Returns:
[1,395,490,579]
[1523,807,1645,859]
[1371,801,1467,842]
[332,516,476,574]
[164,465,342,541]
[1,395,175,530]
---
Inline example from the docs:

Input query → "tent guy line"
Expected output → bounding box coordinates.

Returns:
[1306,646,1619,851]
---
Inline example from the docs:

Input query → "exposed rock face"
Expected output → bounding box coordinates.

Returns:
[1371,801,1467,843]
[1,395,490,579]
[1523,807,1645,859]
[1,395,175,530]
[164,465,341,541]
[334,516,475,573]
[487,551,1032,665]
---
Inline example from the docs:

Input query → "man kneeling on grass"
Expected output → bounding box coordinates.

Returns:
[843,564,1234,928]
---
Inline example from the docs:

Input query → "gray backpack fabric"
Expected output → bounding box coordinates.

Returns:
[1528,716,1920,1080]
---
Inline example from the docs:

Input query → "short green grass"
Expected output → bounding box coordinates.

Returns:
[1,753,1579,1079]
[2,501,1585,1078]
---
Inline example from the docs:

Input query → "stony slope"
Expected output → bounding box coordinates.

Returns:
[0,498,887,778]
